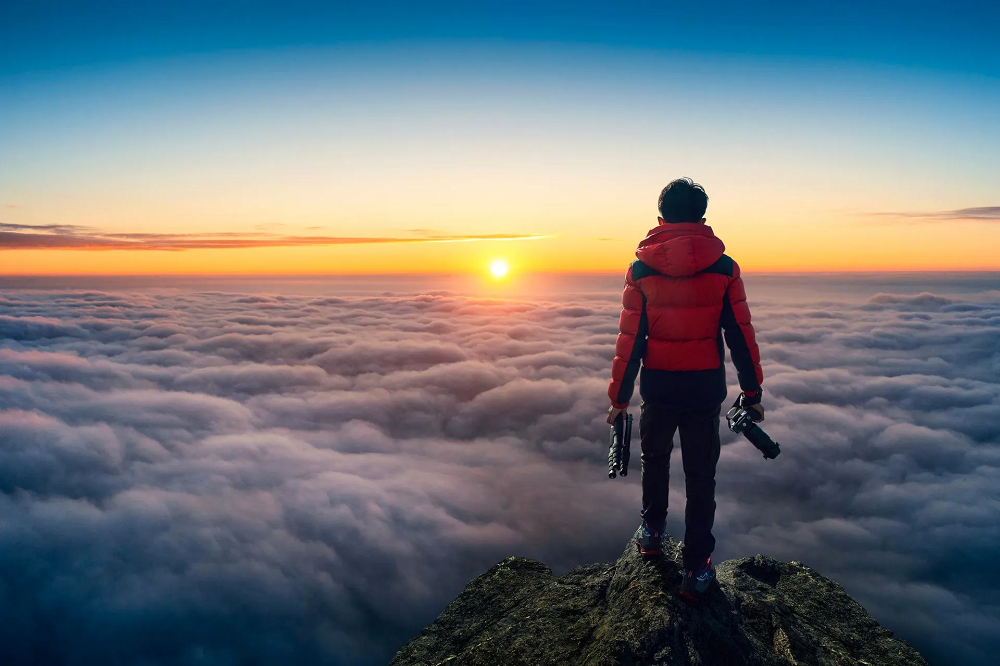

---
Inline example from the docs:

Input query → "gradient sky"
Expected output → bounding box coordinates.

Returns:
[1,1,998,274]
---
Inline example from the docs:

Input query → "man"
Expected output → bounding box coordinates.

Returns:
[606,177,764,602]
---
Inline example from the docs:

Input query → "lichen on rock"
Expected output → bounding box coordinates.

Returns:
[390,536,927,666]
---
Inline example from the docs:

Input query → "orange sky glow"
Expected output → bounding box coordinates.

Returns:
[2,215,998,275]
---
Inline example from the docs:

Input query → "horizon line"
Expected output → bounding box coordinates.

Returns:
[1,269,999,278]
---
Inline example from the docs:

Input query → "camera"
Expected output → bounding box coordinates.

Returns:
[608,412,632,478]
[726,404,781,459]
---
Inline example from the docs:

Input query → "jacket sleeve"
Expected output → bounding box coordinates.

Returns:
[608,264,648,408]
[720,260,764,394]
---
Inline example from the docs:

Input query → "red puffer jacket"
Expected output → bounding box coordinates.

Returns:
[608,222,763,409]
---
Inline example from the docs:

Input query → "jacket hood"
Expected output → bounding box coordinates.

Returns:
[635,223,725,277]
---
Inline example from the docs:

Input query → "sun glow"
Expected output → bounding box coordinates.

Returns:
[489,259,509,278]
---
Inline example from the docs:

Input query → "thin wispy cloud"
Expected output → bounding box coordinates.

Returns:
[0,223,549,251]
[865,206,1000,222]
[0,223,82,233]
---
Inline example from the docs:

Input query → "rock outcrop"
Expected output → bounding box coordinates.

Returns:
[390,537,927,666]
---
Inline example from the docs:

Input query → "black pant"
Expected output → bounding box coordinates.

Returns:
[639,400,722,570]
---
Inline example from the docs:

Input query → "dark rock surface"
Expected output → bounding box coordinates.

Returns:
[389,537,927,666]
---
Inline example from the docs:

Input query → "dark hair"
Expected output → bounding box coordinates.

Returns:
[657,177,708,223]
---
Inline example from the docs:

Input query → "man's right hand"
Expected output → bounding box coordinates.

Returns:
[607,405,624,425]
[749,403,764,422]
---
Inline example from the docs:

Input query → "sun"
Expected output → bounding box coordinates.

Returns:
[489,259,509,279]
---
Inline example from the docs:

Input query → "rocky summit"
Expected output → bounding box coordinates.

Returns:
[389,536,927,666]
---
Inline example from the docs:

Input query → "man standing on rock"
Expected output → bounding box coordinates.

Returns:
[606,177,765,602]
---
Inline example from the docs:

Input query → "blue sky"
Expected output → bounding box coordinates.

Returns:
[3,1,997,78]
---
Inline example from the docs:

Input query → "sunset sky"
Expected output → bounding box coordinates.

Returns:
[2,6,1000,665]
[2,1,998,274]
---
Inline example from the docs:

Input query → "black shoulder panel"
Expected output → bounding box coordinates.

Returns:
[699,254,735,277]
[631,259,661,281]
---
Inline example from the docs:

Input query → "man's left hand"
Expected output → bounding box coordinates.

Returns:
[606,405,624,424]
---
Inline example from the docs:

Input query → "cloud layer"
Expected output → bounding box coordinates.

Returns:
[0,278,997,665]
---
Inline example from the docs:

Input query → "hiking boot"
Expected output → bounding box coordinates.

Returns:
[634,521,664,557]
[678,557,716,601]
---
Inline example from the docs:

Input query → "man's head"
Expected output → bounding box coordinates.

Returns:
[657,177,708,224]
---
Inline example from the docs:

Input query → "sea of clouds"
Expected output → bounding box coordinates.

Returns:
[0,275,997,665]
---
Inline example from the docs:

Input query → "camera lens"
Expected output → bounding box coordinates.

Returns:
[744,424,781,459]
